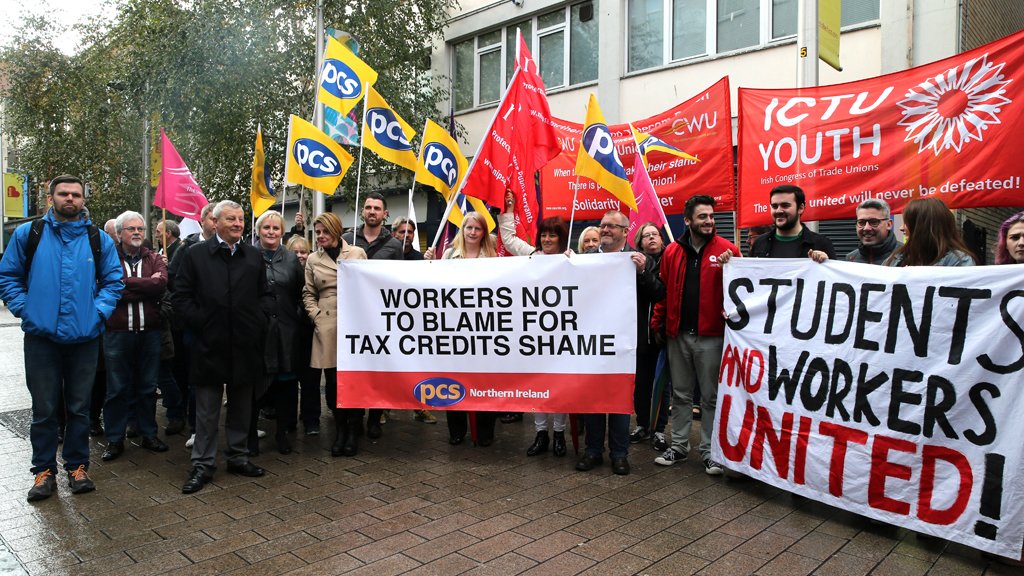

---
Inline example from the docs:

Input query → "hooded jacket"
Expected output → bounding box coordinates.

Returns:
[0,208,123,343]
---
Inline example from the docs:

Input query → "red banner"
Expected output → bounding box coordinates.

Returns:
[737,30,1024,227]
[541,77,734,220]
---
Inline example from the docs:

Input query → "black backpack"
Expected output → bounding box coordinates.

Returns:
[23,219,103,279]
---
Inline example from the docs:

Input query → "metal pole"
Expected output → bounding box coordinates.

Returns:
[0,116,6,253]
[313,0,326,219]
[797,0,819,233]
[142,114,150,227]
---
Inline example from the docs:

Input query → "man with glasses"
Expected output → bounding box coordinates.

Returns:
[101,211,170,462]
[845,199,897,264]
[576,210,661,476]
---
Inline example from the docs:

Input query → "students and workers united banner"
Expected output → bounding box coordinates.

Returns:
[716,258,1024,559]
[335,254,637,414]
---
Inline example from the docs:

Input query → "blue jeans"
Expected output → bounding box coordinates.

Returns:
[25,333,99,474]
[103,331,162,442]
[583,413,630,459]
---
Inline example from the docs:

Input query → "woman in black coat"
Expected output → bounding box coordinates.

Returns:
[251,211,305,454]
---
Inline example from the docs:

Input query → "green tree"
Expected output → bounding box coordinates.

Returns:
[1,0,457,223]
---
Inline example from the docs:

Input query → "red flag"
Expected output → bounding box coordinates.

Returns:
[462,34,562,243]
[626,154,667,247]
[154,130,209,219]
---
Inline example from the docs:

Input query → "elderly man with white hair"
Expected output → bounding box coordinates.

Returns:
[101,210,170,462]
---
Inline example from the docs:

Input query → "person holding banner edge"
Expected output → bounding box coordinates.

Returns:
[424,211,500,446]
[303,213,367,457]
[499,190,571,457]
[651,195,737,474]
[343,193,403,440]
[576,210,660,476]
[722,185,834,264]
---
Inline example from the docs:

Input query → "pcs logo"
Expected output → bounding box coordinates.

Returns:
[582,124,628,180]
[367,109,413,151]
[293,139,342,178]
[321,59,362,99]
[413,377,465,407]
[422,143,460,189]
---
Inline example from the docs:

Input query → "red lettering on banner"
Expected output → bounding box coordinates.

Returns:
[793,415,812,485]
[750,406,793,479]
[718,344,764,393]
[868,434,916,515]
[818,422,869,498]
[918,445,973,525]
[717,393,755,463]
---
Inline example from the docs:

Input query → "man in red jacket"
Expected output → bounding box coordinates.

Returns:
[101,211,170,461]
[650,195,738,474]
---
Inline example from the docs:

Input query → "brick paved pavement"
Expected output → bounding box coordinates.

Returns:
[0,308,1019,575]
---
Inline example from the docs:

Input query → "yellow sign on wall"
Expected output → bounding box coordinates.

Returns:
[819,0,842,71]
[3,173,27,218]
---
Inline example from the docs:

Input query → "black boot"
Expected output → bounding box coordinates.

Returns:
[275,428,291,455]
[552,431,566,457]
[331,412,347,457]
[526,431,549,456]
[342,420,359,456]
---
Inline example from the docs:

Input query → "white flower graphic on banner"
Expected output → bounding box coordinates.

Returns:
[897,54,1012,155]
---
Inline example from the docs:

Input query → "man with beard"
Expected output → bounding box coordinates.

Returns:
[651,195,738,474]
[844,199,897,264]
[0,175,123,501]
[342,192,403,438]
[101,211,169,462]
[744,185,835,260]
[173,200,272,494]
[392,216,424,261]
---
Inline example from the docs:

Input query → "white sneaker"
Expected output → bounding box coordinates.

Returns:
[257,429,267,438]
[185,433,195,448]
[654,448,685,466]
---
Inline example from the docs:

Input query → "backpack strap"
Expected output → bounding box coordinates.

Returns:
[87,225,102,279]
[23,219,46,274]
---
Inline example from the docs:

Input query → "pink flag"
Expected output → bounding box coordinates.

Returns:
[154,130,208,219]
[627,153,667,248]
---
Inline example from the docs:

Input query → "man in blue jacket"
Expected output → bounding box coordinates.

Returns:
[0,175,123,502]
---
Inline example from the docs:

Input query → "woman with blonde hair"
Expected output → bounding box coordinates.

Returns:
[577,226,600,253]
[424,211,499,445]
[302,212,367,456]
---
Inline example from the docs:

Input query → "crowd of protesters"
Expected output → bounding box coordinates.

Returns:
[2,176,1019,512]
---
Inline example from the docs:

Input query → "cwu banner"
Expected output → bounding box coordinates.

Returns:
[737,29,1024,228]
[716,258,1024,559]
[336,254,637,413]
[541,77,734,221]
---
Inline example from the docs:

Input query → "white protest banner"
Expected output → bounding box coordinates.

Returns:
[715,258,1024,558]
[336,254,637,413]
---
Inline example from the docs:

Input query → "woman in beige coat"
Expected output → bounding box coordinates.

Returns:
[302,212,366,456]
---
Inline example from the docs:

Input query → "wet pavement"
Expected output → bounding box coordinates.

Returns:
[0,306,1019,575]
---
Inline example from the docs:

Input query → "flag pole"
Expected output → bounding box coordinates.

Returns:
[429,67,523,251]
[352,82,370,235]
[629,124,674,243]
[567,176,581,243]
[161,208,167,253]
[407,119,428,217]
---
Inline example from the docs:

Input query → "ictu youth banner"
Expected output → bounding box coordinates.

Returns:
[716,259,1024,559]
[737,29,1024,228]
[541,77,733,221]
[336,254,637,413]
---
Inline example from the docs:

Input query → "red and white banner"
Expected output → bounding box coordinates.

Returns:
[716,259,1024,559]
[336,255,637,413]
[541,77,734,221]
[737,30,1024,227]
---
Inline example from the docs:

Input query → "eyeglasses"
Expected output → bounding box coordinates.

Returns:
[599,223,627,230]
[123,226,146,233]
[856,218,887,229]
[640,232,661,239]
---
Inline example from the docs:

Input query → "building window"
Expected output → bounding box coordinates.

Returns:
[452,1,599,111]
[627,0,880,72]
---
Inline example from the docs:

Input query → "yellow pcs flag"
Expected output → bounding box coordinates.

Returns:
[415,119,494,232]
[250,126,276,218]
[318,36,378,116]
[363,87,418,172]
[576,94,637,211]
[284,115,354,195]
